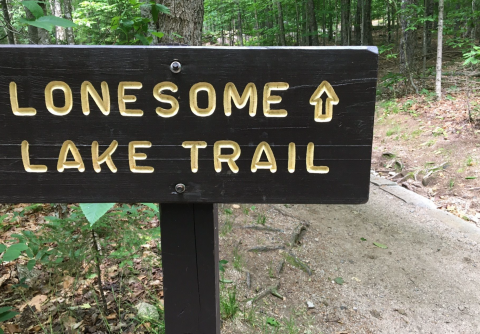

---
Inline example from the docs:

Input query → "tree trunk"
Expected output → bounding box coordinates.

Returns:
[363,0,372,44]
[436,0,444,99]
[52,0,65,44]
[341,0,351,45]
[354,0,361,44]
[277,1,286,45]
[399,0,416,77]
[307,0,319,45]
[236,2,244,46]
[1,0,15,44]
[25,7,39,44]
[158,0,205,46]
[425,0,433,52]
[323,0,327,45]
[295,0,302,45]
[63,0,74,44]
[387,1,391,43]
[328,11,333,41]
[37,2,50,44]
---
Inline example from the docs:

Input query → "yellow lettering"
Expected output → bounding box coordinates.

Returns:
[118,82,143,116]
[58,140,85,172]
[81,81,110,116]
[190,82,216,117]
[224,82,257,117]
[288,142,296,173]
[306,143,329,174]
[10,82,36,116]
[154,82,179,118]
[21,141,47,173]
[129,141,154,173]
[251,141,277,173]
[213,140,241,173]
[309,81,339,122]
[92,140,118,173]
[182,141,207,173]
[263,82,289,117]
[45,81,73,116]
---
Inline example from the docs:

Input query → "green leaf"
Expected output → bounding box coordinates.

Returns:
[79,203,115,226]
[465,176,477,179]
[373,242,388,249]
[141,203,159,212]
[27,259,36,271]
[219,278,233,283]
[85,273,97,279]
[27,15,76,30]
[135,33,150,45]
[154,3,170,14]
[334,277,344,285]
[150,31,164,38]
[0,244,6,253]
[0,327,3,334]
[22,1,44,19]
[0,307,13,314]
[266,317,280,327]
[0,310,18,322]
[219,259,228,273]
[2,243,28,262]
[360,237,367,241]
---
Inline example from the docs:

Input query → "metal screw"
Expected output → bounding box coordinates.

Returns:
[175,183,186,194]
[170,61,182,73]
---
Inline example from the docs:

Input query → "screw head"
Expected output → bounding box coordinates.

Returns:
[170,61,182,73]
[175,183,186,194]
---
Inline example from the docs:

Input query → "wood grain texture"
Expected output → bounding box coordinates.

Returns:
[0,46,378,203]
[160,203,220,334]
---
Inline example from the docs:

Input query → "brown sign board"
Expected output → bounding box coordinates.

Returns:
[0,46,378,203]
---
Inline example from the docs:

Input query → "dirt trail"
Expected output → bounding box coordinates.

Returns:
[220,178,480,333]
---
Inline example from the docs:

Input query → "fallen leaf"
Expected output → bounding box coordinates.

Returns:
[5,323,21,333]
[106,313,117,320]
[63,276,75,290]
[27,295,48,312]
[373,242,388,249]
[334,277,344,285]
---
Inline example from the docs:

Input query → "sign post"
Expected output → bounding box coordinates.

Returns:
[0,46,378,333]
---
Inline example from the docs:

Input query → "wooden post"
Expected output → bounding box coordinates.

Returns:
[160,203,220,334]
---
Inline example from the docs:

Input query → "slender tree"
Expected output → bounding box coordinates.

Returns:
[277,0,286,45]
[341,0,351,45]
[1,0,15,44]
[436,0,444,99]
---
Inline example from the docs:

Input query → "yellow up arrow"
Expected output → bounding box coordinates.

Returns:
[309,81,339,122]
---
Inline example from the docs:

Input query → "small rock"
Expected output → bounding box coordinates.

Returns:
[353,307,358,311]
[232,204,240,209]
[458,306,466,312]
[340,306,347,310]
[135,302,159,321]
[17,264,41,285]
[306,301,315,309]
[395,308,407,316]
[370,310,382,319]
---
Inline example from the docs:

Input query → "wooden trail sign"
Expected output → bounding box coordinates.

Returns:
[0,46,378,334]
[0,46,377,204]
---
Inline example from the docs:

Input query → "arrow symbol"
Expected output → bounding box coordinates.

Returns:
[309,81,339,122]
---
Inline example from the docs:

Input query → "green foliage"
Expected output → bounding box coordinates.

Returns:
[220,285,239,320]
[463,46,480,66]
[74,0,169,45]
[20,0,77,30]
[6,204,159,276]
[79,203,115,226]
[0,306,19,325]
